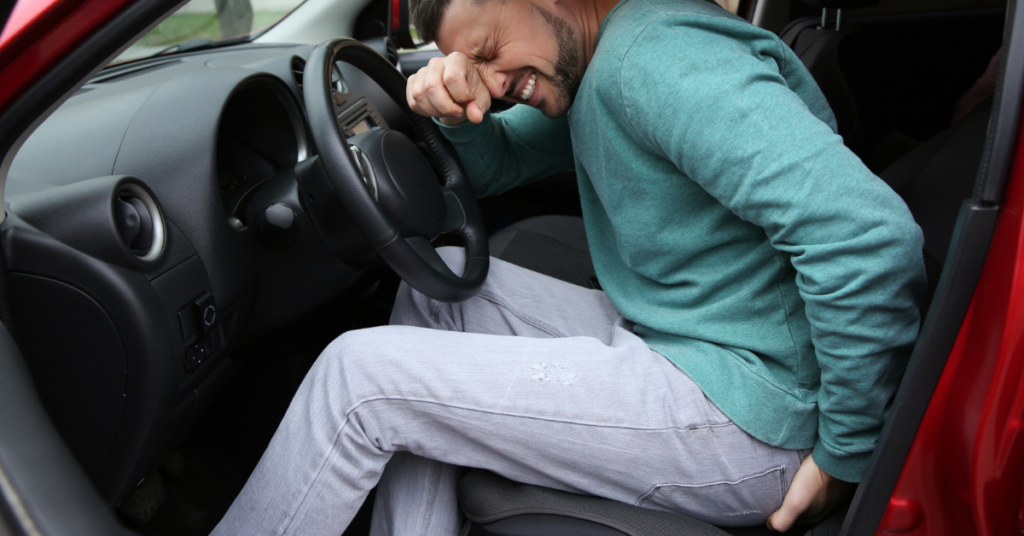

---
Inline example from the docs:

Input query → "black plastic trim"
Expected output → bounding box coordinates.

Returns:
[977,0,1024,203]
[0,318,136,536]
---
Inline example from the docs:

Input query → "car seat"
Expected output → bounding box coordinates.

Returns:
[778,0,882,150]
[466,89,995,536]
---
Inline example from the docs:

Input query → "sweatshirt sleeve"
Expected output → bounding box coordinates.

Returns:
[617,18,926,482]
[435,105,575,198]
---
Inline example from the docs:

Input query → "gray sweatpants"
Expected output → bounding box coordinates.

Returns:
[213,247,804,536]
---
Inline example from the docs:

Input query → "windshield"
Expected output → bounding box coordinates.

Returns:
[112,0,306,64]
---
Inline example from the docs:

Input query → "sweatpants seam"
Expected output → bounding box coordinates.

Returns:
[474,290,567,338]
[418,462,441,536]
[778,464,787,511]
[429,299,447,328]
[281,417,357,535]
[346,395,736,433]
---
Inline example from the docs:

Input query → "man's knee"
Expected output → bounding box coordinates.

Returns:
[305,326,452,417]
[313,326,440,385]
[317,327,389,371]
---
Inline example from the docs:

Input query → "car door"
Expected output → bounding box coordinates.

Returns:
[0,0,169,534]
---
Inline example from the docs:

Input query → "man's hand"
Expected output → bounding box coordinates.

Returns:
[407,52,492,126]
[766,454,855,532]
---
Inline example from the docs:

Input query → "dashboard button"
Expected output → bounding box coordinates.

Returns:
[177,305,197,341]
[192,292,216,333]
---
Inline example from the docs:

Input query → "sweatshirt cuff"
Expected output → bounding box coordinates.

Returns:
[812,440,871,483]
[433,115,491,143]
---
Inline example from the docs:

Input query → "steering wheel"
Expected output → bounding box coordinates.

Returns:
[302,38,489,303]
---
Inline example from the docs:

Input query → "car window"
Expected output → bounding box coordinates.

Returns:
[111,0,306,64]
[848,0,1005,16]
[403,0,742,50]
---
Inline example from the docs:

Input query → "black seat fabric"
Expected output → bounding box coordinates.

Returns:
[459,470,848,536]
[489,215,598,289]
[780,20,864,146]
[458,470,731,536]
[881,99,992,303]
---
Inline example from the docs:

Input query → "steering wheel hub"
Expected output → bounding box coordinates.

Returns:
[349,128,447,239]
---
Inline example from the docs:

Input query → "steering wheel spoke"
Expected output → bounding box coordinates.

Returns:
[405,237,459,275]
[441,188,467,234]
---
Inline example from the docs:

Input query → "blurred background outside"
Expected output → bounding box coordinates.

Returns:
[114,0,739,63]
[114,0,304,63]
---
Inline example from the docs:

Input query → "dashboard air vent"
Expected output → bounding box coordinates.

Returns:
[384,38,399,67]
[113,183,165,261]
[291,56,306,94]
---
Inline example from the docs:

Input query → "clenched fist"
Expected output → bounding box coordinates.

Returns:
[406,51,493,126]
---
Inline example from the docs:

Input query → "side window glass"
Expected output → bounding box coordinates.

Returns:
[851,0,1005,15]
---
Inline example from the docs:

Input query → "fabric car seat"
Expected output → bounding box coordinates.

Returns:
[777,0,882,151]
[466,95,995,536]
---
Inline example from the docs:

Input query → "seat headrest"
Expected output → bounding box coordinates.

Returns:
[795,0,880,8]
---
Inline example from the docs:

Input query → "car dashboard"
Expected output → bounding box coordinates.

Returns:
[2,41,408,505]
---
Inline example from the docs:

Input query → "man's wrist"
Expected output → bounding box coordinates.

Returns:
[811,441,868,484]
[439,116,469,126]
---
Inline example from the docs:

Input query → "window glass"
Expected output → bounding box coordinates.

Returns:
[112,0,305,64]
[847,0,1005,16]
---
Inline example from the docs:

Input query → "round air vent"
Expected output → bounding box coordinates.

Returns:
[113,183,165,262]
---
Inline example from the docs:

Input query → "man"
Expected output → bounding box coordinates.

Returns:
[213,0,925,533]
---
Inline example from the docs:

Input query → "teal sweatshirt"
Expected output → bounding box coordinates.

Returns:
[437,0,926,482]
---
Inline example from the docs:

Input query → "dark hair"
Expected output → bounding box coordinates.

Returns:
[410,0,452,44]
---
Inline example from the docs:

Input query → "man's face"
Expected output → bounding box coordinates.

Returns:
[434,0,585,117]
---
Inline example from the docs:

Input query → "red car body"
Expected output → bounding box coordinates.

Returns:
[0,0,1022,534]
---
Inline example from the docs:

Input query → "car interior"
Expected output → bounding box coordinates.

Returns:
[0,0,1015,534]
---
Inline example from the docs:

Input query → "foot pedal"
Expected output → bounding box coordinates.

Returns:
[119,471,166,525]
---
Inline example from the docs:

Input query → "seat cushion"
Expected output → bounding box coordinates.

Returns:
[459,470,850,536]
[489,215,597,288]
[458,470,732,536]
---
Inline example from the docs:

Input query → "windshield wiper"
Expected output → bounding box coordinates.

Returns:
[157,35,251,56]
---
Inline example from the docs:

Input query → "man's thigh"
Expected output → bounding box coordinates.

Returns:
[329,323,798,527]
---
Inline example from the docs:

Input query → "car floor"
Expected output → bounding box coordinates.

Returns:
[126,269,401,536]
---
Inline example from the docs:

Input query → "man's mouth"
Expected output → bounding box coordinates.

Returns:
[519,73,537,102]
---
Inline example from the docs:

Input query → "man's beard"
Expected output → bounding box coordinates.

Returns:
[532,6,584,117]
